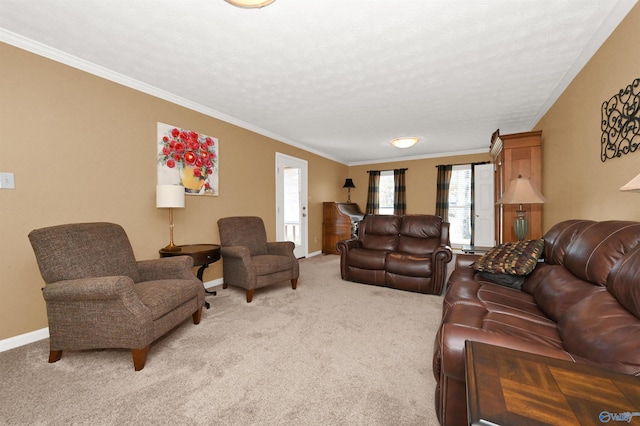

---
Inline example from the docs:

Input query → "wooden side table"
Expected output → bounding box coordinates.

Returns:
[465,340,640,426]
[159,244,221,309]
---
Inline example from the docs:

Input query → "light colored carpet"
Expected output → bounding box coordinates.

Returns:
[0,254,443,425]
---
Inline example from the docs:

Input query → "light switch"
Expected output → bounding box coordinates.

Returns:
[0,172,15,189]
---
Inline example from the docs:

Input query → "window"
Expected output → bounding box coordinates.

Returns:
[378,171,394,214]
[448,165,471,246]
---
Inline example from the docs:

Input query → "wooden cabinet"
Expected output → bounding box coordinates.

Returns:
[322,202,364,254]
[491,130,543,243]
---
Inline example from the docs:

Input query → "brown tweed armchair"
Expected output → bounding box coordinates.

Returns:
[217,216,299,303]
[28,222,205,371]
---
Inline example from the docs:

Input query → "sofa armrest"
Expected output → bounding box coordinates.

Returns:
[336,238,361,254]
[42,276,136,302]
[455,253,480,270]
[431,245,453,294]
[137,256,196,282]
[336,239,362,280]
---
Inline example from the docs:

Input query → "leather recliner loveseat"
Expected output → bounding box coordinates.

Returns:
[336,214,452,295]
[433,219,640,425]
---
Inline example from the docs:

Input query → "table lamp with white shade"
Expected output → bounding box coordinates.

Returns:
[156,185,185,252]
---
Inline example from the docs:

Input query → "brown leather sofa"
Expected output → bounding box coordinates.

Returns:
[336,214,452,295]
[433,219,640,425]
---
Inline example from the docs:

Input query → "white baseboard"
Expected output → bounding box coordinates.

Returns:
[204,277,224,289]
[0,327,49,352]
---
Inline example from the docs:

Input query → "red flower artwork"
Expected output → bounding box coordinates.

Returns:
[158,126,217,190]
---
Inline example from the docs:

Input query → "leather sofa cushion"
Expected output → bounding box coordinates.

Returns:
[559,291,640,374]
[359,215,400,251]
[443,274,553,326]
[439,304,563,382]
[345,247,387,270]
[385,252,431,277]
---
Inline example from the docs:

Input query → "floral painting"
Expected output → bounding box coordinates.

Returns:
[157,122,218,196]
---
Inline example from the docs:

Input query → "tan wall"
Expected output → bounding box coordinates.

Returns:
[534,3,640,227]
[347,154,491,214]
[0,43,347,340]
[2,3,639,342]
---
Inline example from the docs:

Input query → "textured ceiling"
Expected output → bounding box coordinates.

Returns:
[0,0,637,165]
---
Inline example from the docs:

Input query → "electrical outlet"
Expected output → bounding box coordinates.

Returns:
[0,172,15,189]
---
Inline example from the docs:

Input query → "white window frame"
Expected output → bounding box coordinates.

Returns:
[378,170,394,215]
[448,164,472,247]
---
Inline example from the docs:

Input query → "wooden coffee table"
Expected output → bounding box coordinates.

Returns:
[465,341,640,426]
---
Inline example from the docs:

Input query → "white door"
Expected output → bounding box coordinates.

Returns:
[276,153,308,258]
[473,163,495,247]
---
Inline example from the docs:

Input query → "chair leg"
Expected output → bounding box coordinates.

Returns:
[291,278,298,289]
[192,307,202,324]
[246,289,254,303]
[131,346,149,371]
[49,350,62,363]
[223,283,228,289]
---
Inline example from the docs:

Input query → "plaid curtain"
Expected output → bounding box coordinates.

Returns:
[435,165,452,220]
[393,169,406,215]
[366,170,380,214]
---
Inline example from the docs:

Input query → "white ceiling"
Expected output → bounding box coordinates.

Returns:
[0,0,637,165]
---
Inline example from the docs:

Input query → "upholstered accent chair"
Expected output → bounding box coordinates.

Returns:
[28,222,205,371]
[217,216,299,303]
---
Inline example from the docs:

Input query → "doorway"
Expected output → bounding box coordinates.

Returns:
[275,153,308,258]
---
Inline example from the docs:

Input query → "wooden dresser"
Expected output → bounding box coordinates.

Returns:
[322,202,365,254]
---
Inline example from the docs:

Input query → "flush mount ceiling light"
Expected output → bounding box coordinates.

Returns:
[391,137,419,149]
[224,0,276,8]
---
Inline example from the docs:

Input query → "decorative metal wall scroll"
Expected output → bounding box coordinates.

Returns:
[601,78,640,162]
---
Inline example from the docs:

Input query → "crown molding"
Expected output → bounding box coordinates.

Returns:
[0,29,344,164]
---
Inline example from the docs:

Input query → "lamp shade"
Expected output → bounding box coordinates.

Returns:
[620,172,640,193]
[343,178,356,188]
[496,176,546,205]
[156,185,185,208]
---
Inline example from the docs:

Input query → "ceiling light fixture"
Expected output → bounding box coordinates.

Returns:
[224,0,276,8]
[391,137,419,149]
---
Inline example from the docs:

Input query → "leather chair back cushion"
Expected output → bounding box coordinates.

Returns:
[530,265,604,322]
[608,245,640,318]
[541,220,594,265]
[28,222,141,283]
[397,214,442,255]
[218,216,269,256]
[559,291,640,370]
[563,221,640,286]
[359,215,400,251]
